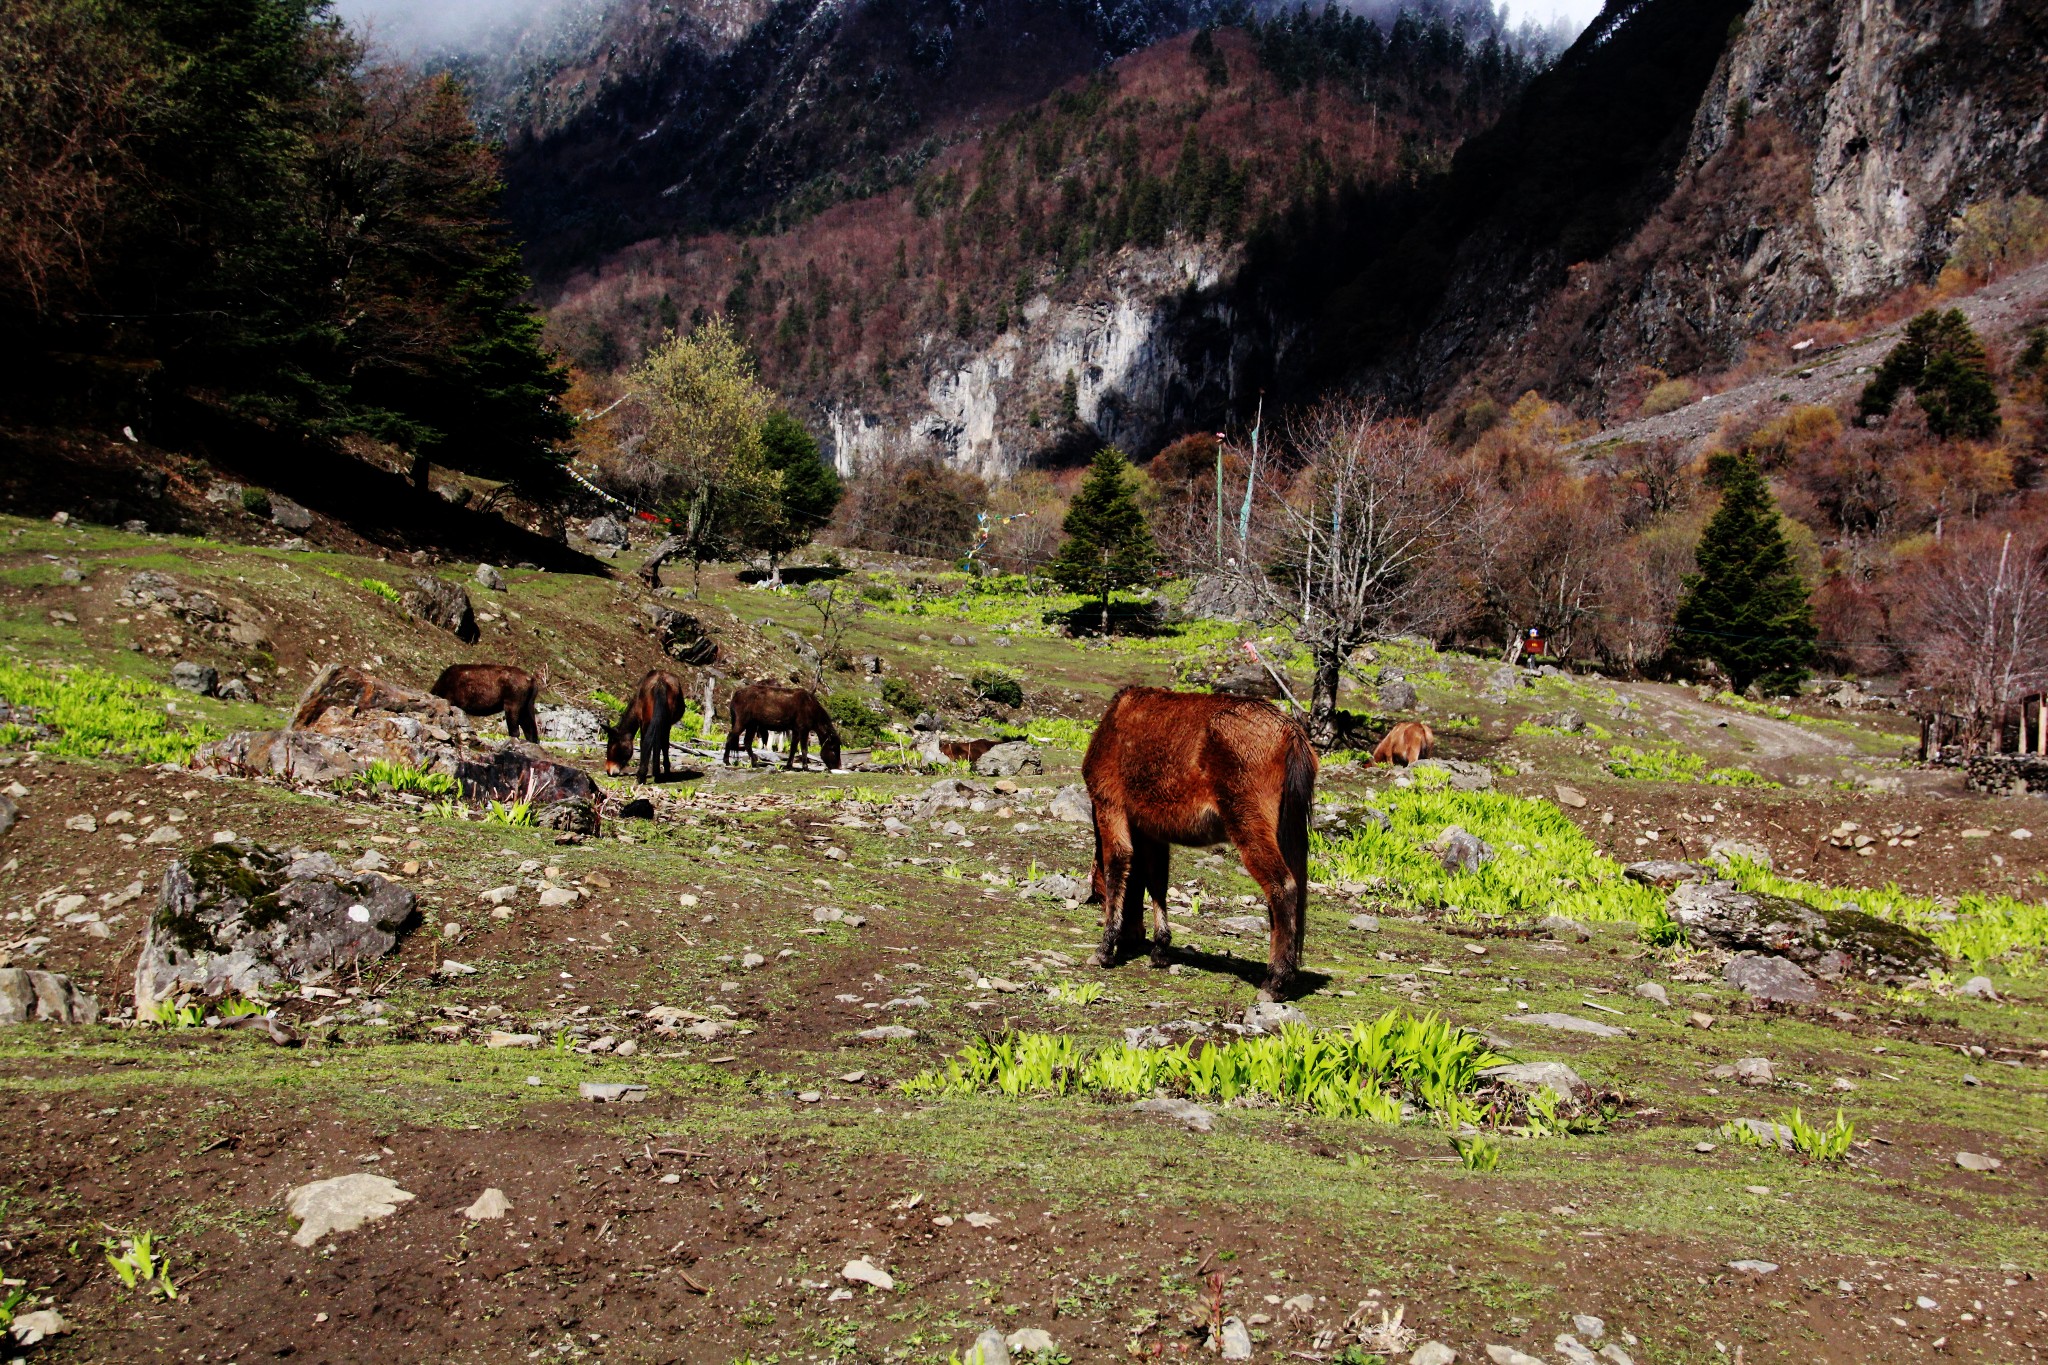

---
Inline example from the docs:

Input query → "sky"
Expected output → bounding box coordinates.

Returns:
[1499,0,1604,29]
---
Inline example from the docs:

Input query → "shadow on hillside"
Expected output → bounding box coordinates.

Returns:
[1157,945,1330,1000]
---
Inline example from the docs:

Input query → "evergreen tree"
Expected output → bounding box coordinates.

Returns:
[1672,456,1816,694]
[748,410,843,581]
[1190,25,1229,86]
[1048,446,1158,634]
[1859,308,2001,440]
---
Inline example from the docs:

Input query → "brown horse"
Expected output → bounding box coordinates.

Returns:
[938,737,998,764]
[606,670,687,782]
[1082,686,1318,1001]
[1371,720,1435,766]
[724,684,843,771]
[431,663,544,742]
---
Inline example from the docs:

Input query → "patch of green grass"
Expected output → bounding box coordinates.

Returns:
[901,1013,1500,1126]
[1727,1109,1855,1163]
[315,566,401,603]
[340,757,457,797]
[998,715,1096,753]
[1605,742,1706,782]
[1703,766,1780,788]
[0,660,214,764]
[1311,785,1675,936]
[1452,1132,1502,1171]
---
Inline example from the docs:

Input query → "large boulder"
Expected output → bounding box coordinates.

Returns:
[1432,825,1495,873]
[974,741,1044,777]
[910,778,986,821]
[170,661,218,696]
[1377,679,1419,711]
[1174,574,1268,623]
[583,516,631,549]
[288,663,464,732]
[0,969,99,1025]
[1667,879,1942,980]
[117,571,270,652]
[135,843,419,1011]
[536,705,604,744]
[1210,662,1292,701]
[268,496,313,531]
[643,604,717,665]
[401,577,478,643]
[194,664,468,785]
[1724,953,1819,1003]
[454,741,600,806]
[1048,784,1093,824]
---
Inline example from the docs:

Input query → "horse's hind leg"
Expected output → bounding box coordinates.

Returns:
[1225,811,1303,1001]
[1089,807,1136,969]
[1140,837,1173,967]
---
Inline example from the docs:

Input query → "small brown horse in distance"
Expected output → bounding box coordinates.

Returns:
[606,670,687,782]
[1083,686,1318,1001]
[938,737,997,764]
[431,664,545,742]
[1371,720,1435,766]
[724,684,843,771]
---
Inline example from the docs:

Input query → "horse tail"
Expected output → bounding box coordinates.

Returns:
[1277,724,1317,889]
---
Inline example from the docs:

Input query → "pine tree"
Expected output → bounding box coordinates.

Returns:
[1859,308,2001,440]
[1048,446,1158,634]
[1673,456,1816,694]
[746,410,843,582]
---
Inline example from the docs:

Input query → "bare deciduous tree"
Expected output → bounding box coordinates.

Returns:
[1244,401,1463,746]
[1901,529,2048,750]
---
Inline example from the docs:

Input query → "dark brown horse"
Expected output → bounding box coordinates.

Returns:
[724,684,842,771]
[1371,720,1435,766]
[1082,686,1318,1001]
[431,663,544,742]
[938,737,998,764]
[606,670,687,782]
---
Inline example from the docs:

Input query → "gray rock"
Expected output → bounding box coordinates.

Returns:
[170,661,218,696]
[1433,825,1495,873]
[285,1173,414,1247]
[457,741,600,807]
[1021,873,1089,902]
[974,741,1043,777]
[1727,1260,1779,1275]
[205,481,243,505]
[0,793,14,842]
[1411,1345,1457,1365]
[0,969,98,1025]
[402,577,479,643]
[1707,838,1773,870]
[1128,1098,1212,1133]
[534,797,601,834]
[1175,573,1268,624]
[579,1082,650,1102]
[1517,1012,1625,1038]
[217,678,254,702]
[1722,952,1819,1004]
[910,778,986,821]
[1959,976,1999,1001]
[858,1025,917,1041]
[1218,1316,1253,1360]
[1571,1315,1605,1341]
[269,496,312,531]
[1955,1151,2003,1172]
[1623,859,1707,887]
[1219,914,1268,935]
[1539,913,1590,942]
[1211,661,1294,701]
[912,711,944,731]
[1005,1328,1058,1356]
[1480,1060,1591,1107]
[1348,913,1382,933]
[583,516,630,548]
[1414,758,1494,790]
[475,563,507,592]
[1670,880,1941,980]
[1633,981,1671,1006]
[646,604,717,664]
[1483,664,1527,696]
[1732,1056,1775,1084]
[1242,1000,1309,1032]
[535,705,604,744]
[135,842,419,1013]
[1379,679,1420,711]
[968,1328,1012,1365]
[1048,785,1093,824]
[1485,1347,1545,1365]
[1551,709,1585,732]
[1554,1336,1599,1365]
[1554,784,1587,808]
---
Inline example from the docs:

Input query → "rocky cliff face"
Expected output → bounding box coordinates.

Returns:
[1436,0,2048,412]
[823,241,1284,478]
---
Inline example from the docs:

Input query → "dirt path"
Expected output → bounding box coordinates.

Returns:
[1573,257,2048,458]
[1613,680,1857,762]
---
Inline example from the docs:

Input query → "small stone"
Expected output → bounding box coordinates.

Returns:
[538,886,578,907]
[8,1308,73,1345]
[1348,913,1382,932]
[615,1039,638,1057]
[740,952,766,969]
[285,1173,414,1247]
[475,563,507,592]
[1571,1315,1604,1341]
[1633,982,1670,1006]
[1959,976,1999,1001]
[463,1187,512,1220]
[1517,1012,1624,1038]
[964,1212,999,1229]
[1242,1000,1309,1032]
[64,813,97,832]
[969,1328,1012,1365]
[1485,1348,1546,1365]
[842,1257,895,1290]
[1723,953,1818,1004]
[1006,1328,1057,1356]
[859,1025,916,1041]
[438,959,477,977]
[1555,1335,1600,1365]
[485,1031,540,1048]
[1687,1011,1715,1029]
[797,1090,822,1103]
[1727,1259,1778,1275]
[1554,784,1587,808]
[1130,1097,1215,1132]
[579,1082,649,1102]
[1219,1316,1253,1360]
[1955,1152,2003,1172]
[1480,1061,1590,1106]
[1733,1056,1775,1085]
[1539,913,1590,942]
[1412,1345,1457,1365]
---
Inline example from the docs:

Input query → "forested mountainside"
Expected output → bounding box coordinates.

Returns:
[520,4,1546,473]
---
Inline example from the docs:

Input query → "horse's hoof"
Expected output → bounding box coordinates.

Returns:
[1088,949,1115,969]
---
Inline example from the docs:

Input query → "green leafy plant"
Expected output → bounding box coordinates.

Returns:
[483,800,536,828]
[105,1232,177,1299]
[240,486,273,517]
[340,758,458,797]
[1452,1133,1501,1171]
[1605,742,1705,782]
[1046,981,1104,1006]
[0,1277,26,1334]
[0,662,215,764]
[901,1012,1500,1125]
[147,999,207,1028]
[970,669,1024,707]
[216,997,265,1019]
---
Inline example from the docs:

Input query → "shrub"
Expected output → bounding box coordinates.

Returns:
[970,669,1023,707]
[240,487,272,517]
[825,691,889,743]
[880,677,923,715]
[1639,378,1700,417]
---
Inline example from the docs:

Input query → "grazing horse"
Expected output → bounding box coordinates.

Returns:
[938,737,998,764]
[1371,720,1435,766]
[1082,686,1318,1001]
[606,670,687,782]
[431,663,544,742]
[724,684,843,771]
